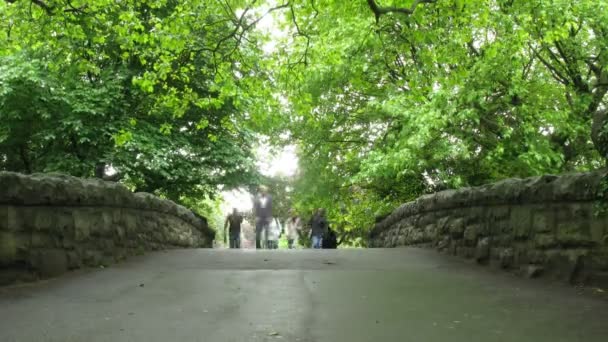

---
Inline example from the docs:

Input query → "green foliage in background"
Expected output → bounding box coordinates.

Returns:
[269,0,608,244]
[1,0,607,244]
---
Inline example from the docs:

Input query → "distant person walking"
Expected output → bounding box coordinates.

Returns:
[253,185,273,249]
[310,208,328,249]
[322,226,338,249]
[224,208,243,249]
[285,209,302,249]
[267,217,281,249]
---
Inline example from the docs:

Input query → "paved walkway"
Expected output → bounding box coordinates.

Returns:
[1,248,607,342]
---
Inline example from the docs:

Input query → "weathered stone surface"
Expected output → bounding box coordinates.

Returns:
[31,249,68,277]
[0,172,214,284]
[499,248,514,269]
[448,218,465,238]
[534,234,559,249]
[532,211,552,233]
[524,265,544,278]
[437,236,450,251]
[556,220,593,247]
[0,206,7,230]
[545,250,586,283]
[511,207,532,238]
[464,224,481,243]
[0,231,18,266]
[369,170,608,286]
[475,237,490,263]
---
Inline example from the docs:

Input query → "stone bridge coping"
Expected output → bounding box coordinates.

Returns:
[0,172,211,235]
[372,170,607,236]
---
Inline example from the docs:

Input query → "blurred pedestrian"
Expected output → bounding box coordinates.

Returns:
[310,208,328,249]
[224,208,243,249]
[285,209,302,249]
[323,226,338,249]
[253,185,273,249]
[267,217,281,249]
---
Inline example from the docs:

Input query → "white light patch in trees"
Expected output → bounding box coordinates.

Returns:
[256,143,299,177]
[221,188,253,214]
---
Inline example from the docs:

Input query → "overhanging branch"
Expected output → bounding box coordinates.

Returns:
[367,0,437,22]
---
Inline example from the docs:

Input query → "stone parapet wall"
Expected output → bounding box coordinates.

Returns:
[369,171,608,286]
[0,172,214,284]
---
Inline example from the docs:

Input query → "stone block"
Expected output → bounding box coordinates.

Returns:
[487,206,510,221]
[123,213,138,237]
[55,209,75,234]
[513,246,530,265]
[462,247,475,259]
[545,250,587,283]
[72,210,92,241]
[589,271,608,288]
[590,217,606,244]
[6,206,26,231]
[528,250,547,264]
[31,232,55,248]
[0,206,7,230]
[423,224,437,241]
[83,249,103,267]
[535,234,559,249]
[589,252,608,271]
[489,247,502,261]
[488,220,511,236]
[114,225,126,241]
[31,249,68,277]
[499,248,514,269]
[33,208,57,231]
[448,218,465,238]
[464,224,481,243]
[113,248,129,262]
[510,206,532,238]
[475,237,490,263]
[532,211,553,233]
[556,220,593,247]
[90,211,113,237]
[437,236,450,251]
[524,265,544,278]
[570,203,592,220]
[411,230,425,244]
[66,251,82,269]
[0,231,18,266]
[436,216,450,234]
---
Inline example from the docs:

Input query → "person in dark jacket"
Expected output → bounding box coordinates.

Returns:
[224,208,243,249]
[310,208,328,249]
[253,185,273,249]
[322,227,338,249]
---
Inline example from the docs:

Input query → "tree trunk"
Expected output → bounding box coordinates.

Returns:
[591,109,608,160]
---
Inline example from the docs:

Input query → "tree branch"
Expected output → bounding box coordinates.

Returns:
[30,0,54,14]
[528,44,570,86]
[290,3,311,66]
[367,0,437,22]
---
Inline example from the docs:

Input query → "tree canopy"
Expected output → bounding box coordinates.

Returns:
[1,0,607,243]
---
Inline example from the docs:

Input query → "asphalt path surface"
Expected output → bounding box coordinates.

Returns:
[1,248,607,342]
